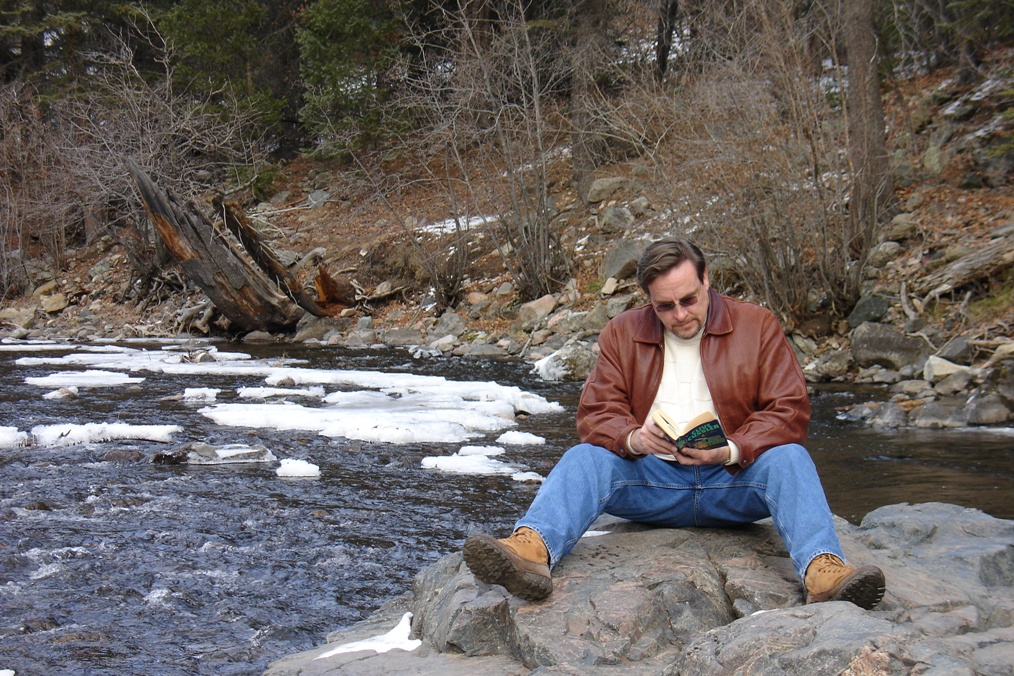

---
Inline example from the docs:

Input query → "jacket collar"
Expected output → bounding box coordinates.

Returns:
[632,288,732,345]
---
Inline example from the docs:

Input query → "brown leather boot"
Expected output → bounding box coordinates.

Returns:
[805,553,886,609]
[462,526,552,601]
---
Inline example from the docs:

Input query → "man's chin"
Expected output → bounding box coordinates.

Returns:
[672,324,703,339]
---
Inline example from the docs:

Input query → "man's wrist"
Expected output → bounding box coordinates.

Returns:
[626,430,644,456]
[724,440,741,466]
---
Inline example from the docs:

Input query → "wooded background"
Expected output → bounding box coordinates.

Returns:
[1,0,1011,326]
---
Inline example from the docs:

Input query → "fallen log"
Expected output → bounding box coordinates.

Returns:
[127,160,309,333]
[913,236,1014,302]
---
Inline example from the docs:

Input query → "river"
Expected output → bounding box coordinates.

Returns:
[1,339,1012,675]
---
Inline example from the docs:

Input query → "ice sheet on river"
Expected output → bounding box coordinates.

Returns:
[15,344,562,445]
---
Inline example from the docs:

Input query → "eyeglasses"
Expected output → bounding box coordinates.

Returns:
[650,288,702,314]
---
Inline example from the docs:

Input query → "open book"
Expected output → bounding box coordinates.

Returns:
[650,410,728,451]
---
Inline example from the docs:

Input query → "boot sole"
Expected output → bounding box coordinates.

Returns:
[462,534,552,602]
[824,567,886,610]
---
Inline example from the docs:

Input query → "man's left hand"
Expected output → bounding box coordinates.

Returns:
[671,444,731,466]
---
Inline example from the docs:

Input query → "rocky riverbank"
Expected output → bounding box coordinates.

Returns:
[3,223,1014,430]
[264,502,1014,675]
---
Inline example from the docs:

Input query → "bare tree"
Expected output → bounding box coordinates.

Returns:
[383,0,573,302]
[842,0,896,262]
[0,83,74,299]
[587,0,888,326]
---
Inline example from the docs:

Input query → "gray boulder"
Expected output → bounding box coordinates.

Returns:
[851,322,931,370]
[266,503,1014,676]
[600,239,645,281]
[586,177,627,203]
[847,294,893,329]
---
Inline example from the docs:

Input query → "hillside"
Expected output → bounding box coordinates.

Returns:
[3,51,1012,367]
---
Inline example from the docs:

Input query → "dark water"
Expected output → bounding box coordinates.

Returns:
[0,342,1011,675]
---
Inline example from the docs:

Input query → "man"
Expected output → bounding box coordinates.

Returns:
[463,237,886,609]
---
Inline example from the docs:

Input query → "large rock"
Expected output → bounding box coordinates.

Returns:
[267,503,1014,675]
[515,294,557,331]
[599,239,645,281]
[851,321,931,370]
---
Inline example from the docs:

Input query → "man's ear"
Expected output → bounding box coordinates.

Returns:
[702,269,710,291]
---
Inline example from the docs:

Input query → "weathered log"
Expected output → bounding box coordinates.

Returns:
[913,236,1014,302]
[126,160,306,333]
[216,198,326,318]
[314,264,358,310]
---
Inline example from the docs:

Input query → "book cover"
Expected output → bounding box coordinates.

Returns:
[651,410,728,451]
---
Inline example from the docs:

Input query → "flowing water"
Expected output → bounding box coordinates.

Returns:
[1,341,1012,675]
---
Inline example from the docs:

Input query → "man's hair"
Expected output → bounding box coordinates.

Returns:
[636,238,707,291]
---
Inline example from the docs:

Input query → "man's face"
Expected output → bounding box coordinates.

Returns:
[646,260,710,339]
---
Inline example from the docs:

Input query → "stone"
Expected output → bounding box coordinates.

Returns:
[599,239,644,281]
[937,336,974,364]
[241,330,275,343]
[0,307,36,329]
[307,189,330,208]
[382,327,425,346]
[465,291,489,305]
[990,222,1014,239]
[461,344,506,358]
[428,334,458,352]
[868,401,910,428]
[532,341,599,381]
[909,399,968,428]
[851,322,931,370]
[41,293,68,313]
[923,355,968,383]
[803,350,852,381]
[606,294,637,318]
[269,504,1014,676]
[965,392,1011,425]
[586,176,627,203]
[599,277,619,295]
[882,213,919,241]
[847,293,893,328]
[629,195,651,216]
[867,241,903,268]
[433,311,467,338]
[581,303,610,333]
[597,205,635,233]
[515,294,557,331]
[495,282,514,297]
[32,279,58,296]
[294,317,354,343]
[934,370,973,396]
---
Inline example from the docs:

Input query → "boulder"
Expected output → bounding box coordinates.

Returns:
[586,177,627,203]
[847,294,893,329]
[922,355,969,383]
[532,341,598,382]
[598,205,635,233]
[599,239,645,281]
[382,327,425,347]
[433,311,467,338]
[267,503,1014,676]
[850,322,931,370]
[515,295,557,331]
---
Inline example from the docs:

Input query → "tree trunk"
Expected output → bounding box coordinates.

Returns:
[655,0,680,81]
[571,0,610,203]
[843,0,896,257]
[127,160,310,333]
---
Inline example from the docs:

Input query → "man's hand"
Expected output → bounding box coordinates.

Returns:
[630,418,731,465]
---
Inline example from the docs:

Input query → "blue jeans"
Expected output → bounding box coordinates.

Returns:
[516,443,843,582]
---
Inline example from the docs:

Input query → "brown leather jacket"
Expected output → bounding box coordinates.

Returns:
[576,289,810,472]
